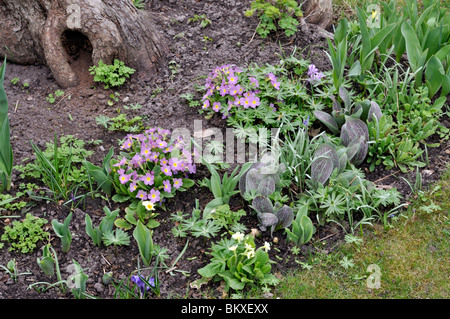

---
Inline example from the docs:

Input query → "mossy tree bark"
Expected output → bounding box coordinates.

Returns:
[0,0,168,88]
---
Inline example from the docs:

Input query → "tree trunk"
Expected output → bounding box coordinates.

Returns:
[0,0,168,88]
[302,0,333,30]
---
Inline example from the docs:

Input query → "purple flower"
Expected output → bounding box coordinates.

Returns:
[163,180,172,193]
[113,157,127,167]
[267,72,277,82]
[140,145,152,157]
[156,139,167,149]
[131,275,155,297]
[303,115,310,127]
[173,178,183,189]
[307,64,325,83]
[136,190,148,200]
[149,189,161,203]
[130,153,142,167]
[229,84,242,96]
[272,80,280,90]
[129,181,138,193]
[161,165,172,176]
[307,64,319,77]
[141,172,154,186]
[212,102,221,112]
[160,158,169,166]
[219,84,228,97]
[119,173,131,185]
[169,157,181,171]
[202,99,210,109]
[150,152,160,162]
[249,76,259,88]
[163,145,173,153]
[228,73,238,85]
[242,97,251,109]
[121,139,133,150]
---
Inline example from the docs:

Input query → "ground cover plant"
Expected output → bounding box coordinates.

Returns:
[0,0,448,302]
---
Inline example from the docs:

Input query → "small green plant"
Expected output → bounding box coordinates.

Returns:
[210,204,246,231]
[180,93,200,107]
[89,59,135,89]
[67,260,90,299]
[85,206,120,247]
[28,134,93,203]
[107,92,120,106]
[168,60,180,81]
[102,229,131,248]
[96,113,145,133]
[51,212,73,253]
[245,0,303,38]
[197,232,279,292]
[1,213,49,253]
[36,244,56,277]
[188,14,212,28]
[9,77,29,90]
[83,146,114,198]
[285,206,315,247]
[132,0,145,10]
[0,259,31,282]
[46,89,67,104]
[133,221,168,267]
[201,161,252,218]
[170,200,226,239]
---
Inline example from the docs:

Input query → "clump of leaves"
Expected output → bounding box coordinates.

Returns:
[14,135,96,202]
[210,204,246,232]
[170,200,222,239]
[245,0,303,38]
[196,232,279,292]
[89,59,135,89]
[1,213,49,253]
[95,113,145,133]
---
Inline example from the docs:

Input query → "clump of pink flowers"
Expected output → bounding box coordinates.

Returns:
[110,127,196,210]
[200,64,280,119]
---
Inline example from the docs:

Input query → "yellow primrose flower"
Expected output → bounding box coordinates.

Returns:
[246,249,255,259]
[232,232,244,242]
[229,245,238,252]
[142,201,155,211]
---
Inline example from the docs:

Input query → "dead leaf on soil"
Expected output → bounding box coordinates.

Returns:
[190,276,210,290]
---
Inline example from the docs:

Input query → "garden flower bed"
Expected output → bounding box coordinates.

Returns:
[0,0,449,300]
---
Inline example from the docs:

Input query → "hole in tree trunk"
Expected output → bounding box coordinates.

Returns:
[61,30,94,87]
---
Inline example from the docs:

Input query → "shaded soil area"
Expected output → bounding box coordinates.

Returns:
[1,0,449,299]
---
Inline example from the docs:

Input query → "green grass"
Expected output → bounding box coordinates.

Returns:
[247,165,450,299]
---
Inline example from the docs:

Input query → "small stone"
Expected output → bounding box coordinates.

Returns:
[94,282,104,293]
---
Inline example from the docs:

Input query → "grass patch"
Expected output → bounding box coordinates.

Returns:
[248,165,449,299]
